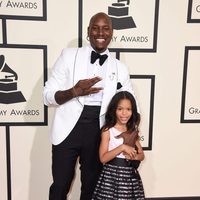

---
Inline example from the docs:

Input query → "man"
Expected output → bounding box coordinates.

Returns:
[43,12,138,200]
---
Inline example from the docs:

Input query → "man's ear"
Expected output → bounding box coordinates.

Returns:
[87,27,89,36]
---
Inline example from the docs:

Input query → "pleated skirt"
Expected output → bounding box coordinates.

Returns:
[92,158,145,200]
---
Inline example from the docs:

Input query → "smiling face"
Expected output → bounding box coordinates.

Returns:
[116,99,133,126]
[87,13,113,53]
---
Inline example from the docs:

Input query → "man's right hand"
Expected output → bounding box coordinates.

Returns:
[73,76,103,97]
[55,76,102,105]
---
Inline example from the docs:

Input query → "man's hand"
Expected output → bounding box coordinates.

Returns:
[55,76,102,105]
[73,76,102,97]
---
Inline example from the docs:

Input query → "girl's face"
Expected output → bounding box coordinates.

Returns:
[116,99,132,126]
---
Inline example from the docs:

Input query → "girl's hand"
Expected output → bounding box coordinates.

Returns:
[121,144,137,160]
[123,151,137,160]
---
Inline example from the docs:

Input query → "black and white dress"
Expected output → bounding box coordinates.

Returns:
[92,127,145,200]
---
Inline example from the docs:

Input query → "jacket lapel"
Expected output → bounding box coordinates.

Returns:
[100,57,117,116]
[73,46,90,105]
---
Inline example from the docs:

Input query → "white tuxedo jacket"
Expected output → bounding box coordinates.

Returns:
[43,46,134,145]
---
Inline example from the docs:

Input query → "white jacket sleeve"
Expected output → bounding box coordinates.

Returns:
[43,49,70,106]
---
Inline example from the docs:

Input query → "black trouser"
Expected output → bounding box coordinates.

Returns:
[49,106,102,200]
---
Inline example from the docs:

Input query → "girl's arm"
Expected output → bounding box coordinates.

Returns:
[99,130,136,164]
[134,140,145,161]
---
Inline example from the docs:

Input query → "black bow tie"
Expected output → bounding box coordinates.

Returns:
[91,51,108,66]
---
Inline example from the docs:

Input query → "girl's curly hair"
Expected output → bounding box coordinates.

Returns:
[102,91,140,132]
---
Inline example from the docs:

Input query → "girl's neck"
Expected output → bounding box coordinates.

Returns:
[114,123,127,132]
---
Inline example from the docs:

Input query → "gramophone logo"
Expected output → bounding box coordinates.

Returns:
[108,0,136,30]
[0,55,26,104]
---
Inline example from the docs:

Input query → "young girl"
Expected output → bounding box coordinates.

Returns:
[92,91,145,200]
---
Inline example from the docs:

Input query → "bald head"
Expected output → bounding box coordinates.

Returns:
[89,12,113,30]
[87,12,113,53]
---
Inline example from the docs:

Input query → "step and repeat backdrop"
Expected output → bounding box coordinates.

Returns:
[0,0,200,199]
